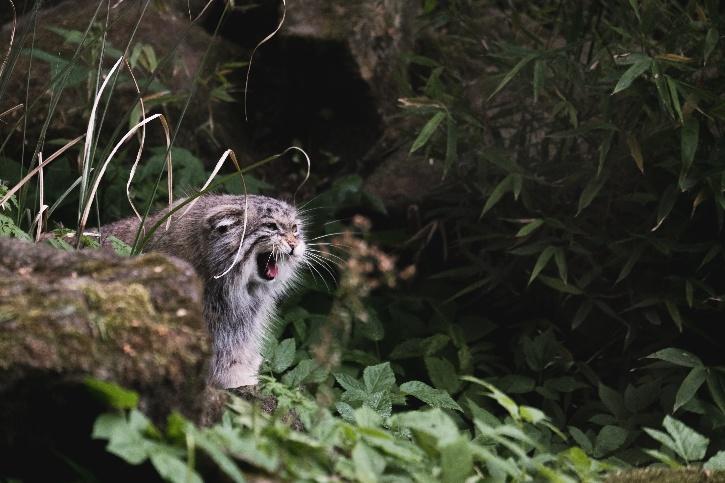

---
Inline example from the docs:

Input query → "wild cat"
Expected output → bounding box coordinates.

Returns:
[101,194,306,388]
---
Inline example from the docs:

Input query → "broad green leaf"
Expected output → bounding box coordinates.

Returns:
[704,451,725,471]
[674,366,708,412]
[272,338,296,373]
[363,362,396,393]
[192,430,247,483]
[568,426,593,454]
[480,174,513,217]
[335,372,365,393]
[150,453,203,483]
[599,382,625,419]
[488,53,538,101]
[390,334,450,359]
[400,381,462,411]
[707,373,725,415]
[516,218,544,237]
[85,379,139,410]
[642,448,681,468]
[647,348,703,368]
[440,436,473,483]
[395,408,460,444]
[612,58,651,94]
[462,376,519,420]
[528,246,556,285]
[626,133,645,173]
[594,425,628,457]
[662,415,709,463]
[410,111,446,153]
[425,357,461,394]
[704,28,719,65]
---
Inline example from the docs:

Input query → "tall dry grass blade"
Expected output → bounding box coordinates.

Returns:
[124,59,147,223]
[78,113,167,239]
[244,0,286,121]
[0,135,84,209]
[79,56,124,219]
[32,152,47,241]
[0,103,22,119]
[0,0,16,80]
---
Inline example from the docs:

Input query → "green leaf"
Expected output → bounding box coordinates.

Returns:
[480,175,513,217]
[395,409,460,443]
[537,275,583,295]
[704,28,719,65]
[440,436,473,483]
[193,429,247,483]
[662,415,709,463]
[85,379,139,410]
[150,452,203,483]
[626,133,645,173]
[599,382,625,419]
[704,451,725,471]
[488,53,538,101]
[679,117,700,187]
[616,244,644,284]
[612,57,651,94]
[363,362,396,393]
[425,357,461,394]
[628,0,641,22]
[528,246,556,285]
[271,338,296,373]
[647,348,703,368]
[515,218,544,237]
[664,300,684,331]
[107,236,132,256]
[572,300,593,329]
[577,171,608,214]
[594,425,628,457]
[666,76,684,123]
[410,111,446,153]
[674,366,708,412]
[568,426,593,454]
[400,381,462,411]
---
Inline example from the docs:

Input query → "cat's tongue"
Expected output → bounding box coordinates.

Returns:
[265,261,279,279]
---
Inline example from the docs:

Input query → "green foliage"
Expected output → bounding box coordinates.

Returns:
[90,377,613,482]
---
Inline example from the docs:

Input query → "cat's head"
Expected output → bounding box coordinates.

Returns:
[203,195,305,287]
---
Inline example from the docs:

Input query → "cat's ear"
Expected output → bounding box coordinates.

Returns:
[205,205,244,234]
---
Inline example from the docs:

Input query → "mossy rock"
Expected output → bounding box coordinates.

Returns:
[0,237,211,418]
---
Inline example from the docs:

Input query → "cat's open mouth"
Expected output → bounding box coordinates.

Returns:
[256,252,279,281]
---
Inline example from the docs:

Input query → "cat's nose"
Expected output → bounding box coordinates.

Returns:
[286,235,298,254]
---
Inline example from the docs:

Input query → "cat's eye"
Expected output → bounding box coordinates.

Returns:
[216,224,230,234]
[292,224,298,233]
[264,223,279,231]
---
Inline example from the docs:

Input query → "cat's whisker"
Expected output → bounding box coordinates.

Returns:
[306,231,354,242]
[306,248,346,265]
[305,252,339,280]
[303,259,330,291]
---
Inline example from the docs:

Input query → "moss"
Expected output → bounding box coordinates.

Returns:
[606,468,725,483]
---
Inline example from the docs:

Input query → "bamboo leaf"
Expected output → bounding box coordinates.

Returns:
[528,246,556,285]
[516,219,544,237]
[480,175,513,217]
[666,76,684,123]
[664,300,684,331]
[612,58,651,94]
[410,111,446,153]
[554,247,567,284]
[652,184,678,231]
[626,134,645,173]
[674,366,708,412]
[488,53,538,101]
[679,117,700,188]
